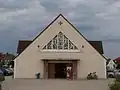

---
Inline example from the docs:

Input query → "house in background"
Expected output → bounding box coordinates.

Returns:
[0,53,7,61]
[106,58,116,71]
[14,14,107,79]
[0,53,15,67]
[0,53,10,65]
[114,57,120,63]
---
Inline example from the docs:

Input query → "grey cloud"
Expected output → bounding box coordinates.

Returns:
[40,1,64,12]
[0,0,120,59]
[103,42,120,59]
[0,0,30,10]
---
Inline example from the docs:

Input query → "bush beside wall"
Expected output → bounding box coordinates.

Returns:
[109,76,120,90]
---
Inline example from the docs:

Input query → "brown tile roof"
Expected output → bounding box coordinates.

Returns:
[17,40,32,54]
[17,40,104,54]
[89,41,104,54]
[0,53,8,60]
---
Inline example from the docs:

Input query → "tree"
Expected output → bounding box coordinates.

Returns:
[6,53,16,60]
[8,61,14,68]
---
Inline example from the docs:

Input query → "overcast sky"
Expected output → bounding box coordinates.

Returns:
[0,0,120,59]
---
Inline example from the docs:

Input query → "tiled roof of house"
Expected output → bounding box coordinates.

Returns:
[114,57,120,63]
[0,53,7,60]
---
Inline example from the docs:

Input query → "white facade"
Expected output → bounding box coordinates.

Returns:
[14,14,106,79]
[107,60,116,71]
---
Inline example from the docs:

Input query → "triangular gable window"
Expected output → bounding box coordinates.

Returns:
[43,32,78,50]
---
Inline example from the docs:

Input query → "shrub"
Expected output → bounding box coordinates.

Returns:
[87,72,98,80]
[0,75,5,82]
[0,75,5,90]
[109,75,120,90]
[109,81,120,90]
[115,75,120,82]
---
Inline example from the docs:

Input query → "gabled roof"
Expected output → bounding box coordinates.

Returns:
[17,40,32,54]
[106,59,116,65]
[106,58,112,65]
[17,40,104,54]
[114,57,120,63]
[0,53,8,60]
[15,14,107,60]
[89,41,104,54]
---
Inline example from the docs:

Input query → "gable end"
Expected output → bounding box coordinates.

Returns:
[15,14,107,60]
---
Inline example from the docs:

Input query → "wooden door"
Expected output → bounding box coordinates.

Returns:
[48,63,55,79]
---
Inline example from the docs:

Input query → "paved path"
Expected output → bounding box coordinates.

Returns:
[2,77,110,90]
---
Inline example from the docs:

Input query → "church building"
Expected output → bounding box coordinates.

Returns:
[14,14,106,79]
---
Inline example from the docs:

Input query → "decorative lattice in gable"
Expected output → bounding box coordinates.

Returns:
[43,32,78,50]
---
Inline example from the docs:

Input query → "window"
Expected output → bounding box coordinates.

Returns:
[43,32,78,50]
[53,35,57,49]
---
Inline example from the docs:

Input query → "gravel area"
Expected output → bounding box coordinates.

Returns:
[2,77,110,90]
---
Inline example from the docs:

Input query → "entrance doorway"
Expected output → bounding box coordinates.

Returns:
[44,60,78,79]
[55,63,67,79]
